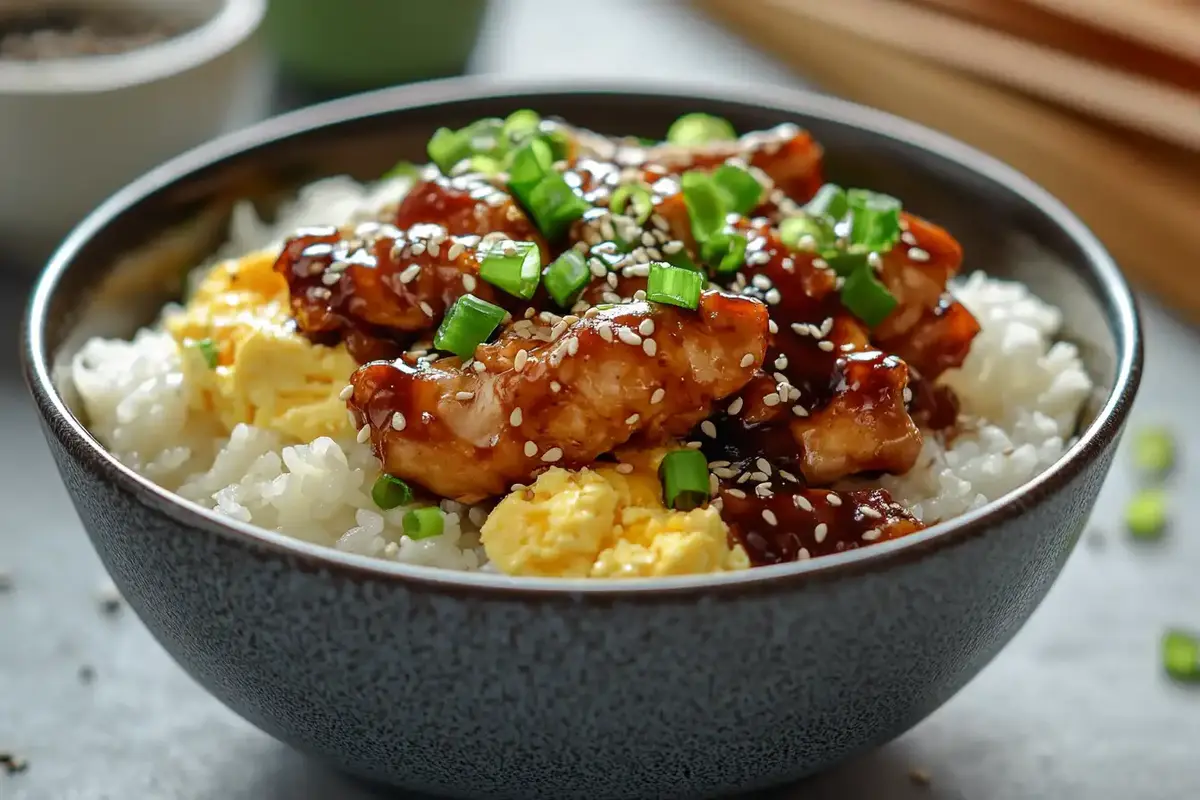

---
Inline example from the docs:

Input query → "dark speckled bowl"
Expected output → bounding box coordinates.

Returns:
[22,79,1141,800]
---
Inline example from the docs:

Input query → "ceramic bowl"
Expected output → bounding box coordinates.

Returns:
[22,78,1141,800]
[0,0,268,270]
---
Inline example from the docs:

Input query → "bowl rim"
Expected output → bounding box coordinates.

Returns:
[0,0,265,94]
[22,76,1143,597]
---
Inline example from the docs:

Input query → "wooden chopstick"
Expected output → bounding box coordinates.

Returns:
[743,0,1200,151]
[1020,0,1200,62]
[695,0,1200,322]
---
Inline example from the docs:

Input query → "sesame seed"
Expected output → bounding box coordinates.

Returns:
[764,288,782,305]
[740,353,755,368]
[618,328,643,346]
[428,240,441,258]
[779,469,799,483]
[551,321,568,340]
[756,457,772,475]
[774,354,789,370]
[356,426,371,444]
[762,509,778,526]
[524,307,536,319]
[862,528,882,541]
[642,338,657,357]
[686,440,704,449]
[908,247,931,262]
[750,471,769,482]
[399,264,421,283]
[455,391,475,401]
[510,408,523,427]
[792,405,809,417]
[652,215,671,232]
[541,447,564,463]
[338,384,354,401]
[737,472,751,484]
[791,322,809,336]
[462,274,477,292]
[650,388,666,404]
[524,441,537,458]
[626,414,640,425]
[710,473,720,496]
[860,506,883,519]
[728,397,744,415]
[616,463,634,474]
[701,421,718,438]
[762,393,781,407]
[598,323,614,343]
[814,523,828,543]
[840,343,856,352]
[589,258,608,277]
[725,488,747,499]
[566,337,579,357]
[826,494,843,507]
[607,271,620,288]
[410,241,426,256]
[768,319,778,334]
[473,360,487,374]
[391,412,406,431]
[817,340,835,352]
[752,274,773,290]
[903,387,913,404]
[794,495,814,512]
[447,241,465,260]
[551,381,562,392]
[419,301,435,317]
[797,547,811,560]
[514,349,529,371]
[638,319,655,336]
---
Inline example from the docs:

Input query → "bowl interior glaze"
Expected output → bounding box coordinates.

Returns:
[27,78,1140,592]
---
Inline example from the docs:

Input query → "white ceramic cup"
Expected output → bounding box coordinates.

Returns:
[0,0,268,270]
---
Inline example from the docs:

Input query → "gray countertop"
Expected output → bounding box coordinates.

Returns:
[2,2,1197,798]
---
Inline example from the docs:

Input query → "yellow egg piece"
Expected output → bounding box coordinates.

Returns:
[165,249,358,442]
[481,465,749,579]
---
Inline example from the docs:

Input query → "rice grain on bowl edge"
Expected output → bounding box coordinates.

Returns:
[68,121,1093,577]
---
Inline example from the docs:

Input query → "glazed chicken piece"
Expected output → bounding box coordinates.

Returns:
[873,213,966,342]
[347,291,769,502]
[394,175,546,246]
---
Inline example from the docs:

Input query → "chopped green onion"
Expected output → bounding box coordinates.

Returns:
[847,189,903,251]
[647,262,704,309]
[434,294,507,359]
[780,215,835,251]
[468,154,503,176]
[382,160,421,181]
[507,138,553,196]
[666,113,737,146]
[460,117,504,154]
[539,127,572,161]
[659,449,711,510]
[1132,425,1175,476]
[1163,629,1200,683]
[427,127,471,174]
[712,164,762,216]
[840,264,897,326]
[544,249,591,307]
[372,474,414,510]
[502,109,541,142]
[824,248,870,277]
[1126,488,1168,540]
[589,241,625,270]
[527,173,590,240]
[681,171,727,244]
[194,338,218,369]
[479,240,541,299]
[403,506,444,539]
[804,183,849,221]
[701,231,748,275]
[664,247,700,272]
[610,183,655,226]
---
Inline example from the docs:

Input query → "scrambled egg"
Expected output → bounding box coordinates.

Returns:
[165,250,357,442]
[481,461,749,578]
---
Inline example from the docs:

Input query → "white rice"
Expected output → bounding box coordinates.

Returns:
[69,175,1093,572]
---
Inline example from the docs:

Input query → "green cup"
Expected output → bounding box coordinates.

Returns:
[262,0,489,91]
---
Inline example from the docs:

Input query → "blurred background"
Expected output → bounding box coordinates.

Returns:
[1,2,1197,799]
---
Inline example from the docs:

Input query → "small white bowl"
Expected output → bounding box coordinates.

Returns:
[0,0,268,270]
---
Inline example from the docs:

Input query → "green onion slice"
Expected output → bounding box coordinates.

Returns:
[427,127,471,174]
[712,164,762,216]
[659,449,711,510]
[403,506,445,539]
[527,173,591,240]
[681,171,727,244]
[479,240,541,299]
[1163,629,1200,683]
[847,189,903,252]
[544,249,591,307]
[1126,488,1168,540]
[372,474,414,510]
[468,154,503,176]
[664,247,700,272]
[840,264,897,326]
[194,338,219,369]
[803,183,849,221]
[666,113,737,145]
[1132,425,1175,476]
[507,138,553,196]
[502,109,541,142]
[647,262,704,309]
[780,215,835,251]
[434,294,507,359]
[461,117,504,154]
[824,248,870,277]
[610,183,655,226]
[701,231,749,275]
[382,160,422,181]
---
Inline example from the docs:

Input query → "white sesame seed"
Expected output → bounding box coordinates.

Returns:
[728,397,744,415]
[740,353,755,368]
[566,337,579,357]
[551,321,568,340]
[642,338,657,357]
[615,463,634,474]
[399,264,421,283]
[764,288,782,306]
[598,323,614,343]
[524,441,538,458]
[419,301,435,318]
[794,495,814,512]
[428,240,441,258]
[750,471,769,482]
[510,408,523,427]
[638,319,655,336]
[447,241,465,260]
[618,328,643,346]
[589,258,608,277]
[455,391,475,401]
[701,420,718,438]
[551,381,562,392]
[826,494,843,507]
[901,231,918,245]
[779,470,799,483]
[762,509,778,526]
[797,547,811,560]
[791,322,808,336]
[410,241,426,256]
[792,405,809,417]
[752,274,773,290]
[774,354,789,370]
[862,528,882,541]
[903,387,913,404]
[541,447,564,463]
[908,247,931,262]
[356,425,371,443]
[606,271,620,288]
[762,393,781,407]
[815,523,828,543]
[514,349,529,371]
[462,274,477,292]
[662,239,683,254]
[840,343,856,352]
[860,506,883,519]
[338,384,354,401]
[817,340,835,352]
[820,317,834,336]
[737,472,752,484]
[756,458,772,476]
[726,488,747,499]
[686,440,703,449]
[389,412,405,432]
[650,388,666,405]
[626,414,640,425]
[524,307,536,319]
[768,319,778,335]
